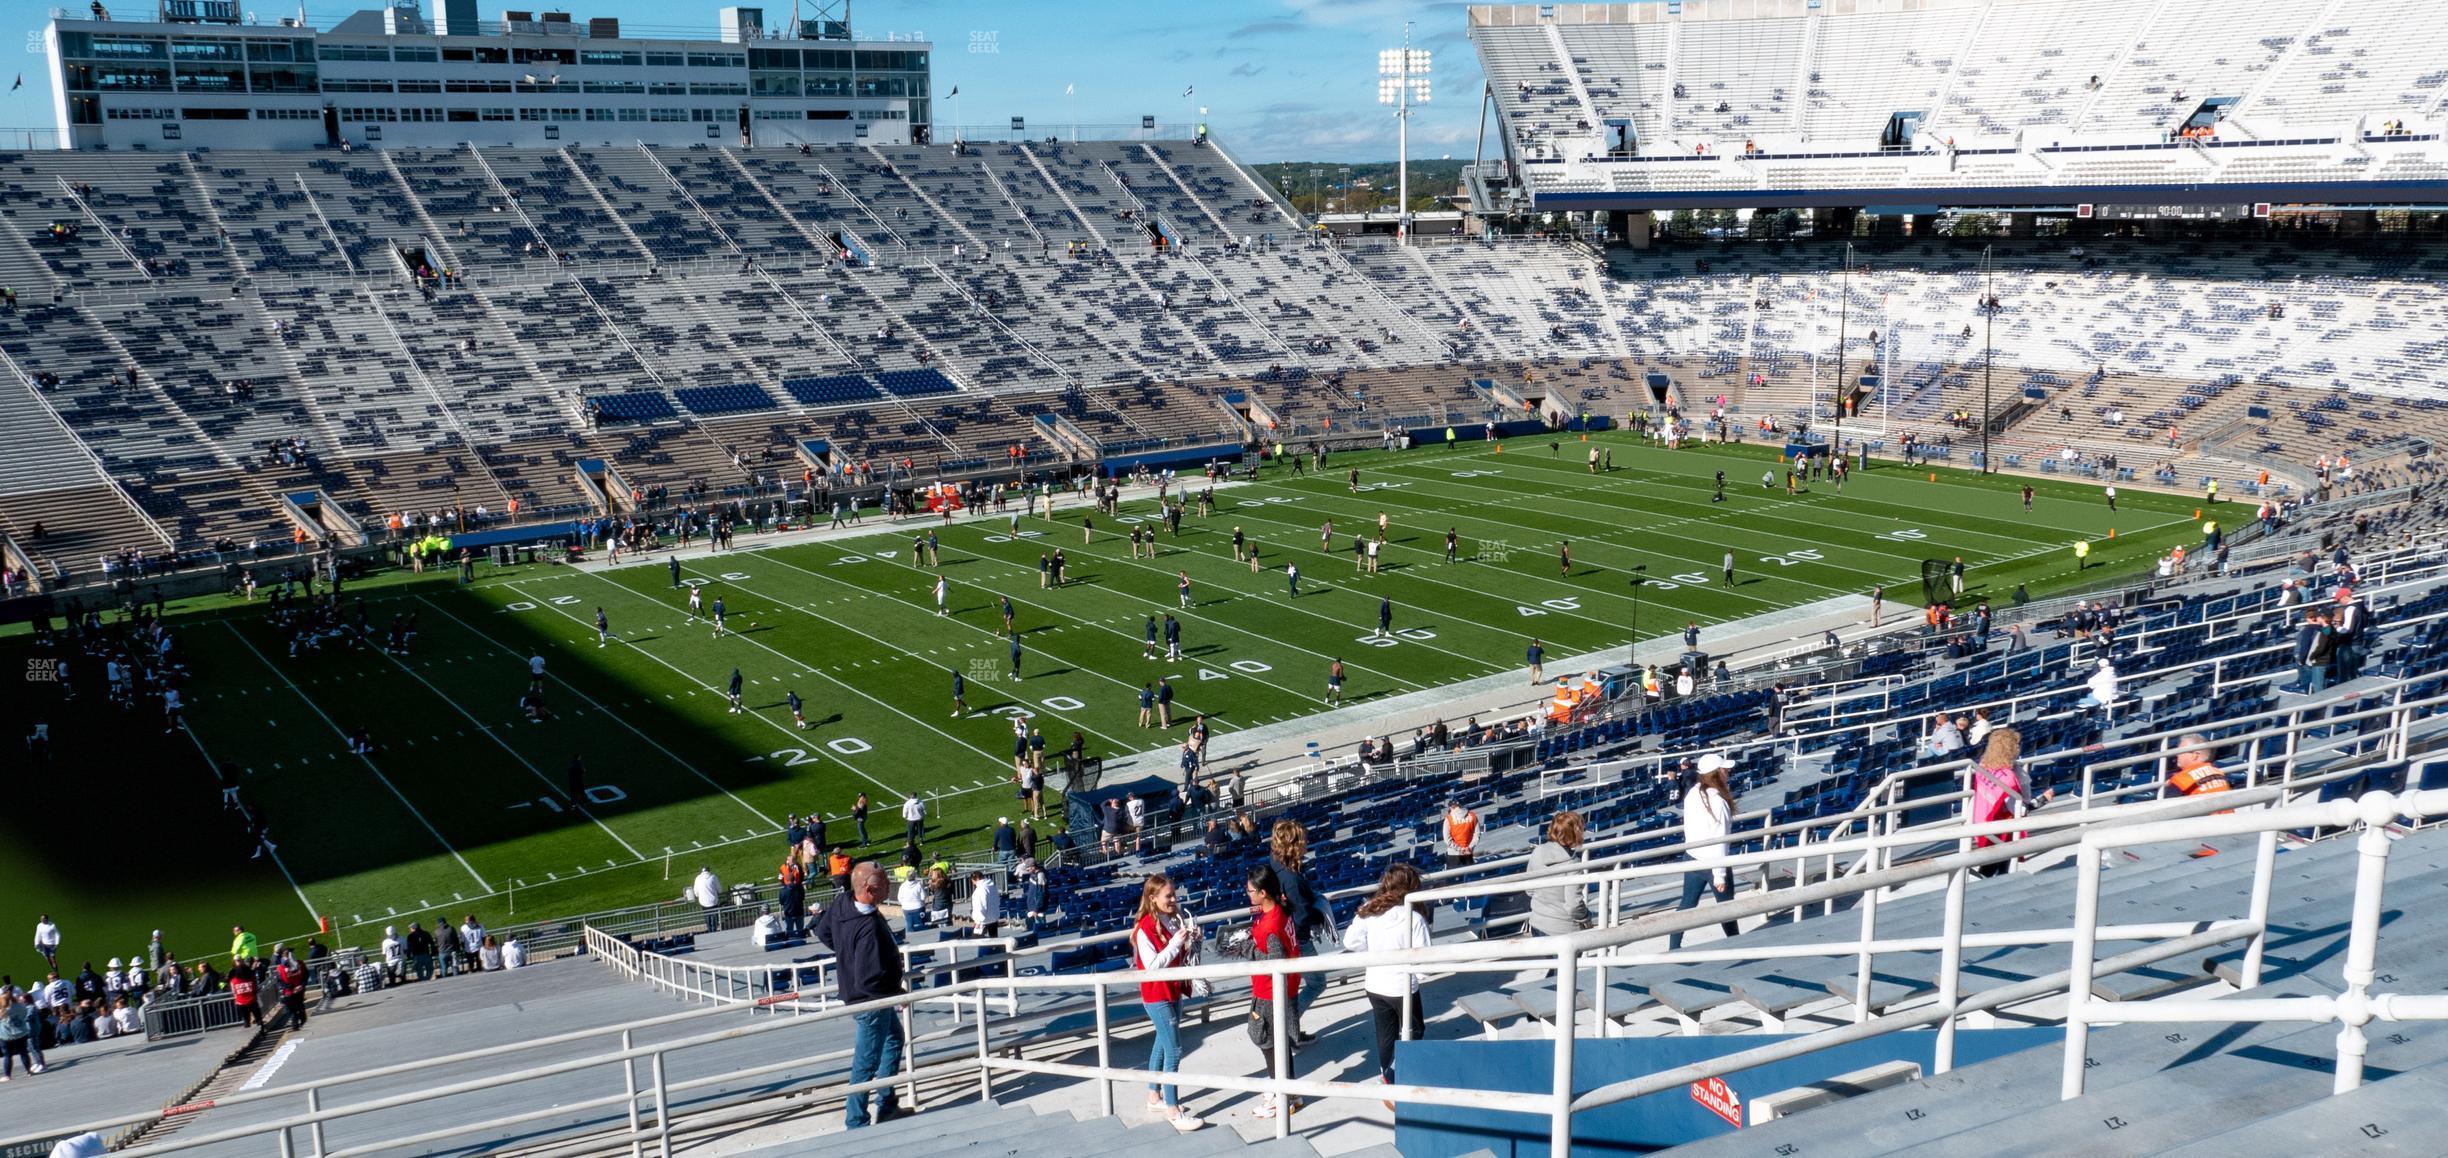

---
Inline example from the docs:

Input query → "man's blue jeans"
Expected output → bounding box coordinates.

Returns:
[846,1008,906,1128]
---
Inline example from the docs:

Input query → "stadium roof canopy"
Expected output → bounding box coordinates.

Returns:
[1465,0,2448,211]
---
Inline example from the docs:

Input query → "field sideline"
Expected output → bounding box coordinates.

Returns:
[1,434,2206,967]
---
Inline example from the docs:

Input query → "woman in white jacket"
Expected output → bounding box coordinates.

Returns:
[1669,756,1743,952]
[1341,862,1432,1101]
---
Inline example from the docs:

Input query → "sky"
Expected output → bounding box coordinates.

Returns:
[0,0,1492,162]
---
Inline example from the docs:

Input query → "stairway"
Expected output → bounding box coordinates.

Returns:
[710,1095,1365,1158]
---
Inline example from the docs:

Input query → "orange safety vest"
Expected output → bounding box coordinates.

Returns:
[2170,765,2231,797]
[778,861,806,887]
[827,852,851,878]
[1444,809,1480,851]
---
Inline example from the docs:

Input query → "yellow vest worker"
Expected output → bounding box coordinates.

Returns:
[2074,540,2091,569]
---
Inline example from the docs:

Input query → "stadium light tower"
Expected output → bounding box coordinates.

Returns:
[1832,241,1852,455]
[1981,244,1997,474]
[1378,24,1431,243]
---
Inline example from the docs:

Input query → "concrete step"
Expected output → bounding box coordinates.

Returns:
[2156,1055,2448,1157]
[1880,1011,2448,1157]
[1653,986,2338,1157]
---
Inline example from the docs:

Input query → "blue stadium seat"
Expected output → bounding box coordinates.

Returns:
[875,368,959,398]
[782,375,883,406]
[673,383,779,416]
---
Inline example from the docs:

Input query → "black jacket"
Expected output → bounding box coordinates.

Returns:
[813,893,904,1005]
[1269,855,1328,942]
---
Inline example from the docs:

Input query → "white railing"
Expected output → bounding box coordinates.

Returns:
[586,926,816,1014]
[3,782,2319,1158]
[9,673,2438,1156]
[586,925,1023,1021]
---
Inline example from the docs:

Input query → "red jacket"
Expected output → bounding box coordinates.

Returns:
[1247,907,1300,1003]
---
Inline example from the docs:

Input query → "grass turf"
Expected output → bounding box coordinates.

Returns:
[0,434,2209,967]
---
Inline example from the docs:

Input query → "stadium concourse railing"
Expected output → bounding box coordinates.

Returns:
[583,927,1024,1020]
[1461,669,2443,923]
[8,777,2394,1158]
[1408,682,2444,1032]
[1240,561,2448,832]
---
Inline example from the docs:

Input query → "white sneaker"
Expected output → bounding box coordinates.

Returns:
[1251,1096,1278,1119]
[29,1063,44,1074]
[1169,1113,1205,1132]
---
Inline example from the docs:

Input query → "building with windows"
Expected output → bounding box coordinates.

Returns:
[43,0,930,150]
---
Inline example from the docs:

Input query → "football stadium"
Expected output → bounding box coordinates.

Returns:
[2,0,2446,1153]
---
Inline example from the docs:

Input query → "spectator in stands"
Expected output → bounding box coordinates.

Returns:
[2291,610,2337,694]
[1527,811,1592,938]
[1240,863,1303,1120]
[2169,735,2231,799]
[2333,588,2370,681]
[691,865,724,933]
[229,959,262,1027]
[404,922,436,982]
[1442,800,1480,870]
[478,936,503,971]
[1267,820,1330,1038]
[0,991,37,1080]
[1922,713,1967,759]
[752,907,783,948]
[816,862,909,1129]
[273,947,308,1026]
[459,915,486,974]
[1343,861,1432,1103]
[1131,873,1207,1132]
[1669,756,1742,951]
[433,921,460,979]
[968,871,1003,938]
[924,867,954,929]
[380,926,404,986]
[2078,658,2121,718]
[1970,728,2051,877]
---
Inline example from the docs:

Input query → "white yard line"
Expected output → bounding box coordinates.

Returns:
[181,723,321,925]
[219,621,496,893]
[414,593,783,831]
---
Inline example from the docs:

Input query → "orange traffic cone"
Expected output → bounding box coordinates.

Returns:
[2108,527,2117,538]
[1927,472,1936,482]
[319,915,331,934]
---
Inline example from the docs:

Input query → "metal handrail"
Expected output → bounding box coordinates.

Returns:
[2,785,2281,1157]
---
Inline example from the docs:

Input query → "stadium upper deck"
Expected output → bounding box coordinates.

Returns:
[1468,0,2448,208]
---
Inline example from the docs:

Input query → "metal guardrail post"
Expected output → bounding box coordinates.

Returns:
[1550,946,1578,1158]
[2336,808,2400,1094]
[1853,874,1881,1024]
[306,1088,325,1157]
[975,988,992,1101]
[2243,829,2278,989]
[2059,837,2109,1100]
[1093,980,1113,1117]
[1270,966,1291,1142]
[1935,865,1968,1073]
[620,1029,642,1158]
[901,1004,921,1110]
[649,1052,673,1158]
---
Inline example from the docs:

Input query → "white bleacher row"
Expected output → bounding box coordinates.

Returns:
[1474,0,2448,188]
[8,137,2448,572]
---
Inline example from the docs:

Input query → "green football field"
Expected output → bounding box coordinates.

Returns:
[0,434,2210,972]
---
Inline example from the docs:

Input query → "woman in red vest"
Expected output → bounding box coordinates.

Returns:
[1130,874,1206,1132]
